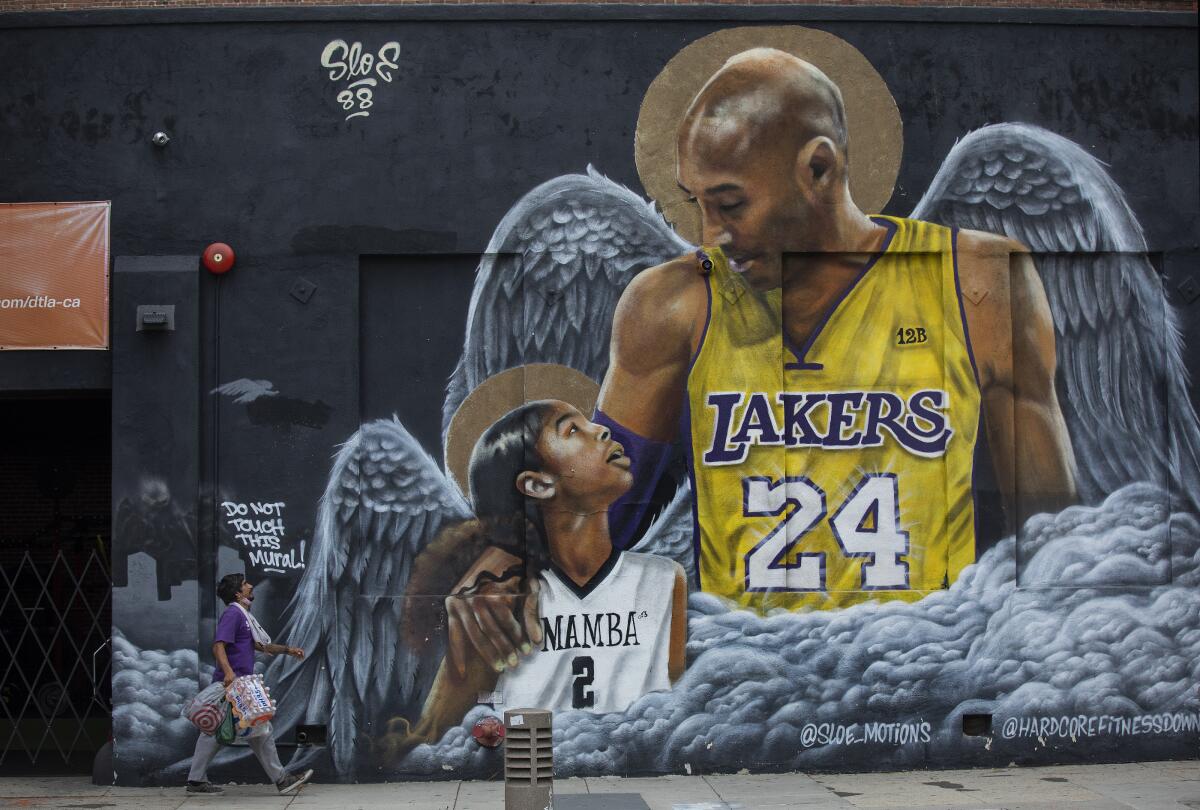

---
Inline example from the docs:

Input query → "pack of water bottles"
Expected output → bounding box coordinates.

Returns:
[226,674,276,729]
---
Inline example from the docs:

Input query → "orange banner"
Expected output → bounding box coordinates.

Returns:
[0,202,110,350]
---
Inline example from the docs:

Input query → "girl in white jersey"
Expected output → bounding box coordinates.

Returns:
[378,400,687,762]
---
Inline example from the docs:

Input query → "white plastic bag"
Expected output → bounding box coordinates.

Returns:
[182,682,227,734]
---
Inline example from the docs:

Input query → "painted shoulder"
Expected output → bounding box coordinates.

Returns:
[622,254,708,311]
[613,253,709,355]
[955,228,1028,272]
[953,228,1032,309]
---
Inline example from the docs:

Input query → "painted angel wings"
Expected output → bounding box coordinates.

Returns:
[266,169,690,776]
[265,418,470,774]
[913,123,1200,513]
[443,167,691,436]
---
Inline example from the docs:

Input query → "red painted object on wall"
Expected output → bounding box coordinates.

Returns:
[472,716,506,748]
[202,242,235,274]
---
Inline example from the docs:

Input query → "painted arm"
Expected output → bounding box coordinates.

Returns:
[668,565,687,683]
[597,259,709,546]
[444,553,542,679]
[375,657,498,764]
[960,232,1078,528]
[416,658,498,743]
[596,258,706,440]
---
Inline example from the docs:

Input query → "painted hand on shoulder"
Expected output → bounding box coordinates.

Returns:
[445,547,542,679]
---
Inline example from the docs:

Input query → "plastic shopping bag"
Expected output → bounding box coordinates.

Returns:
[215,707,270,745]
[182,682,227,735]
[215,701,237,746]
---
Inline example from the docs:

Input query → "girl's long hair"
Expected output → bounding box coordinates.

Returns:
[403,401,556,648]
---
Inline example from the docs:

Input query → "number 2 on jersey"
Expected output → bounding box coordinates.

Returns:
[743,474,909,592]
[571,656,595,709]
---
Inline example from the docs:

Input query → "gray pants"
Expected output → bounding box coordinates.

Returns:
[188,730,285,784]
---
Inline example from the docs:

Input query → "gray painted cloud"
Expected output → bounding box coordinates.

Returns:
[113,483,1199,777]
[111,631,202,772]
[399,483,1200,775]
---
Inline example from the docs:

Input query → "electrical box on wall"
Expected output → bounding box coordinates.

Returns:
[136,305,175,332]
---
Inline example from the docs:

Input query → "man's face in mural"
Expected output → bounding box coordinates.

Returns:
[676,121,804,293]
[675,49,850,293]
[517,401,633,515]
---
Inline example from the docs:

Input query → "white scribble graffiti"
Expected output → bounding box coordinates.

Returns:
[320,39,401,121]
[221,500,306,574]
[1000,713,1200,741]
[798,721,933,748]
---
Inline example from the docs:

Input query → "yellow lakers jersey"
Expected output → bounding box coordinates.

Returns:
[686,217,980,612]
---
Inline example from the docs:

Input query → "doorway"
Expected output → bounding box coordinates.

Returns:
[0,394,112,774]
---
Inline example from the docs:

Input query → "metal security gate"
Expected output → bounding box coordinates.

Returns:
[0,542,112,768]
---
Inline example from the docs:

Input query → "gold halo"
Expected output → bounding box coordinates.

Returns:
[444,364,601,500]
[635,26,903,245]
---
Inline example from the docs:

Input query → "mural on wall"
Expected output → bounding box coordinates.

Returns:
[113,477,197,600]
[110,24,1200,783]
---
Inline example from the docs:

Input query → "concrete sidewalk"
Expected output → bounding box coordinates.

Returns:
[0,760,1196,809]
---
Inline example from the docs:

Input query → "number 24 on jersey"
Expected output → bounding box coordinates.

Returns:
[743,474,910,592]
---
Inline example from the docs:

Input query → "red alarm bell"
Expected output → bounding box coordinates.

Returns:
[203,242,235,274]
[472,716,506,748]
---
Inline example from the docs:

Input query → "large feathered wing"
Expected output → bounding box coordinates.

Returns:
[443,166,691,436]
[912,122,1200,513]
[265,417,472,774]
[634,480,698,590]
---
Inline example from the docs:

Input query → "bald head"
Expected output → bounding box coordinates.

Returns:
[678,48,848,173]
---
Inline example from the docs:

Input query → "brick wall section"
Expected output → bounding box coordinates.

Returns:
[2,0,1196,13]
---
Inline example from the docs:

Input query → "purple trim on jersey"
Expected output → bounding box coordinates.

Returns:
[598,267,713,552]
[785,216,899,371]
[548,547,622,600]
[680,395,704,589]
[686,268,714,376]
[783,335,817,370]
[680,269,715,587]
[969,408,982,574]
[951,226,982,388]
[212,603,255,682]
[595,410,674,551]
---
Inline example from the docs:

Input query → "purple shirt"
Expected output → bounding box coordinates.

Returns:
[213,603,256,682]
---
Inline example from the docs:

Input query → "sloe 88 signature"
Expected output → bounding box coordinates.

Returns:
[320,40,401,120]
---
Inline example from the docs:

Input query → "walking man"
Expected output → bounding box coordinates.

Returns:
[186,573,314,795]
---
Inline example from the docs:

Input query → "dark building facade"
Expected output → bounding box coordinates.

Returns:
[1,3,1198,785]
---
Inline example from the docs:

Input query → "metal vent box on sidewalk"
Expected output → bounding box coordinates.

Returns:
[504,708,553,810]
